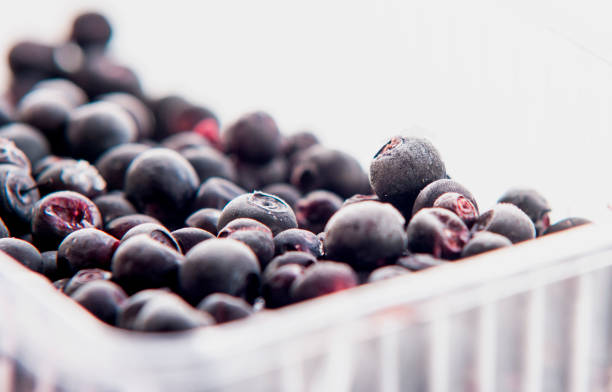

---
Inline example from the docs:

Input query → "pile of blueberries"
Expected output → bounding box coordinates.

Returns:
[0,12,591,332]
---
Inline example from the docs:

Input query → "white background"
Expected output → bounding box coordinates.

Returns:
[1,0,612,223]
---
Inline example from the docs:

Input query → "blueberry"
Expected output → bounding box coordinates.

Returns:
[185,208,221,235]
[69,12,113,50]
[73,54,142,99]
[37,159,107,199]
[406,207,470,259]
[132,292,215,332]
[290,261,358,302]
[261,183,301,210]
[0,138,31,172]
[93,192,138,224]
[57,228,119,275]
[396,253,446,271]
[121,222,181,252]
[218,191,297,236]
[432,192,479,227]
[179,238,261,305]
[472,203,535,244]
[161,131,211,152]
[0,237,42,273]
[33,78,88,107]
[17,89,72,155]
[263,251,317,276]
[295,190,343,234]
[192,177,245,211]
[62,268,112,296]
[111,234,183,294]
[71,280,127,325]
[460,231,512,258]
[124,148,199,228]
[282,131,319,163]
[99,93,155,140]
[223,111,281,164]
[32,155,66,178]
[0,166,39,235]
[94,143,150,191]
[40,250,62,281]
[412,179,478,217]
[218,218,274,269]
[151,95,218,140]
[171,227,214,254]
[116,288,169,330]
[367,265,410,283]
[543,217,591,236]
[291,145,370,198]
[104,213,161,239]
[262,264,305,309]
[498,188,551,236]
[31,190,102,251]
[323,201,407,271]
[8,41,57,75]
[196,293,254,324]
[370,136,446,214]
[0,123,51,166]
[66,101,138,162]
[273,228,322,259]
[183,146,237,183]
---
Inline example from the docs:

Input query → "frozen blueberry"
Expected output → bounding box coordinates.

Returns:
[116,288,169,330]
[367,265,410,283]
[290,261,358,302]
[8,41,57,75]
[71,280,127,325]
[179,238,261,305]
[218,218,274,269]
[262,264,305,309]
[73,54,142,99]
[69,12,113,50]
[498,188,551,236]
[234,157,288,191]
[406,207,470,259]
[396,253,446,271]
[132,292,215,332]
[171,227,214,254]
[223,111,281,164]
[433,192,479,227]
[412,179,478,217]
[31,191,102,251]
[95,143,150,191]
[370,136,446,214]
[124,148,199,228]
[460,231,512,258]
[121,223,181,252]
[99,93,155,140]
[40,250,62,281]
[324,201,407,271]
[291,145,370,198]
[273,228,322,259]
[161,131,210,152]
[183,146,237,183]
[57,228,119,275]
[282,131,319,163]
[185,208,221,235]
[37,159,106,199]
[295,190,343,234]
[105,214,161,239]
[67,101,138,162]
[472,203,536,244]
[0,237,42,273]
[192,177,245,211]
[196,293,254,324]
[111,234,183,294]
[264,251,317,276]
[0,123,51,166]
[218,191,297,236]
[0,165,39,235]
[62,268,112,296]
[261,183,301,210]
[543,217,591,236]
[0,137,31,171]
[151,95,218,140]
[93,193,138,224]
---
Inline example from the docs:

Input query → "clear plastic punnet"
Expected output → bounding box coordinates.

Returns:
[1,223,612,391]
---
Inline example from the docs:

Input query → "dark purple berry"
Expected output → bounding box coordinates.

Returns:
[498,188,551,236]
[161,131,210,152]
[472,203,535,244]
[0,237,42,273]
[104,214,161,239]
[0,123,51,166]
[63,268,112,296]
[0,138,31,171]
[273,228,322,258]
[412,179,478,217]
[170,227,214,254]
[71,280,127,325]
[461,231,512,258]
[196,293,254,324]
[262,264,305,309]
[323,201,407,271]
[99,92,154,140]
[183,146,237,183]
[93,192,138,224]
[57,228,119,275]
[433,192,479,227]
[264,251,317,276]
[185,208,221,235]
[218,191,297,236]
[218,218,274,269]
[234,157,288,191]
[223,111,281,164]
[406,208,470,260]
[37,159,106,198]
[543,217,591,236]
[192,177,245,211]
[121,223,180,252]
[295,190,343,234]
[290,261,358,302]
[41,250,62,281]
[0,166,39,235]
[94,143,150,191]
[33,78,87,107]
[132,292,215,332]
[70,12,113,50]
[179,238,260,305]
[116,288,169,330]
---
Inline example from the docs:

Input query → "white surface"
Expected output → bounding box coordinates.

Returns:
[1,1,612,222]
